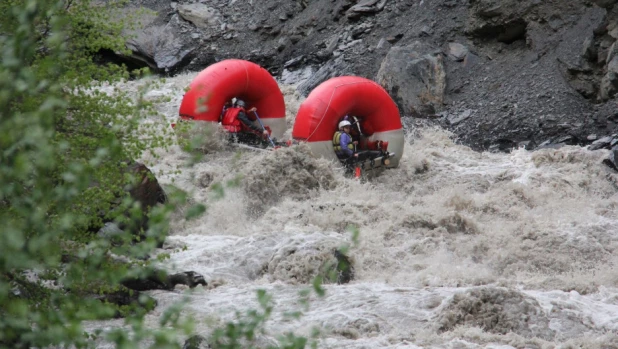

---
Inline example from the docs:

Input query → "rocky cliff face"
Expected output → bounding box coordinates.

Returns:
[120,0,618,151]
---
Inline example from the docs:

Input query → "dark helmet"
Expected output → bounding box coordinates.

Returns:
[236,99,246,108]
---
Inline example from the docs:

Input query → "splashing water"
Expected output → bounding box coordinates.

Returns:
[84,72,618,348]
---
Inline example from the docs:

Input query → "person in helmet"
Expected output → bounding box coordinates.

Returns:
[333,117,386,168]
[220,99,270,138]
[333,120,358,160]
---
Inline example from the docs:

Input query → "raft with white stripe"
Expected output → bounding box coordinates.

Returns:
[292,76,404,167]
[178,59,286,139]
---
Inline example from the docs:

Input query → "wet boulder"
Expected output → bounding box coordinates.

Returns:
[376,42,446,117]
[92,289,158,318]
[603,147,618,171]
[95,162,167,245]
[121,271,207,291]
[437,287,554,340]
[127,162,167,212]
[267,235,354,285]
[242,144,337,216]
[183,335,210,349]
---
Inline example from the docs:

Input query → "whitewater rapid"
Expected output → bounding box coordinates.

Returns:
[90,72,618,348]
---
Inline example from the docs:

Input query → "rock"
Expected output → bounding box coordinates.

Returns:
[447,42,469,61]
[466,0,533,43]
[582,36,597,62]
[386,33,404,44]
[554,135,578,145]
[518,140,535,150]
[177,4,221,29]
[607,41,618,67]
[437,287,554,340]
[351,22,374,39]
[280,66,314,85]
[603,148,618,171]
[116,162,167,244]
[588,136,613,150]
[127,162,167,214]
[463,52,481,68]
[600,56,618,100]
[121,271,207,291]
[376,42,446,117]
[125,19,196,73]
[449,109,472,125]
[276,36,291,51]
[297,57,354,96]
[591,0,618,8]
[376,38,388,49]
[267,237,354,284]
[283,55,304,68]
[183,335,210,349]
[92,289,157,318]
[346,0,387,20]
[420,25,433,36]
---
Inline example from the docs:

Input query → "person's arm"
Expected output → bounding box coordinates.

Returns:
[237,110,263,132]
[340,133,354,156]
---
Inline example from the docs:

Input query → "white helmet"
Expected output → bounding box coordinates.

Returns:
[338,120,352,129]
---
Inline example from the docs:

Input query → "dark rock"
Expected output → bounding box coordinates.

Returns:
[93,289,158,318]
[124,18,196,73]
[466,0,533,43]
[376,42,446,117]
[463,52,481,68]
[603,148,618,171]
[115,0,618,154]
[297,57,353,96]
[121,271,207,291]
[588,135,613,150]
[183,335,210,349]
[334,250,354,285]
[592,0,618,9]
[127,162,167,211]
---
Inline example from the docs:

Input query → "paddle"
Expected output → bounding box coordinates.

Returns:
[251,110,276,148]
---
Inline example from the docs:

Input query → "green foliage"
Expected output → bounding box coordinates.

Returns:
[0,0,182,347]
[0,0,359,347]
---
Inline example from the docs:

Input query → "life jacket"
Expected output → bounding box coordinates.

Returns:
[221,107,243,133]
[332,131,355,154]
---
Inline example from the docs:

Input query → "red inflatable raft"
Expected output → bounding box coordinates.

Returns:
[292,76,404,167]
[178,59,286,139]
